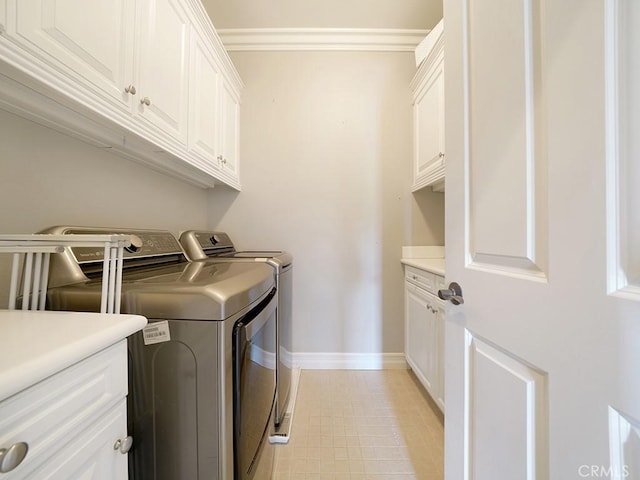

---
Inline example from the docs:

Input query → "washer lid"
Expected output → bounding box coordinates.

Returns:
[48,262,274,321]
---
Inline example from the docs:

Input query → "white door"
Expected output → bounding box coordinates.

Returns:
[443,1,640,480]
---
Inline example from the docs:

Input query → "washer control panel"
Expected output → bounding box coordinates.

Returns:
[66,229,185,264]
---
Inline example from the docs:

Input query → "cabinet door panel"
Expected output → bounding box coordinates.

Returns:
[29,401,128,480]
[415,65,444,179]
[13,0,134,111]
[405,284,437,392]
[220,80,239,178]
[189,34,220,165]
[137,0,190,143]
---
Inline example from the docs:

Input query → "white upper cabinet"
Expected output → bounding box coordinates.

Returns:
[136,0,190,143]
[12,0,135,113]
[218,79,240,182]
[188,30,220,168]
[411,19,444,192]
[0,0,242,190]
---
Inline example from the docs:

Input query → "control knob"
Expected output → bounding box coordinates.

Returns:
[125,235,143,253]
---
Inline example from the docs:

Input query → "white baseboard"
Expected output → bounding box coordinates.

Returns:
[293,352,407,370]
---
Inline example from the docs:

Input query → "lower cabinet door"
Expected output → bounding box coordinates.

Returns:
[405,282,438,393]
[28,400,128,480]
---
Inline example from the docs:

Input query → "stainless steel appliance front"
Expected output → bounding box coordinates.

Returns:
[42,226,277,480]
[179,230,293,429]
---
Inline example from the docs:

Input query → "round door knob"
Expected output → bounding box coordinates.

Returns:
[113,436,133,454]
[0,442,29,473]
[124,85,137,95]
[140,97,151,106]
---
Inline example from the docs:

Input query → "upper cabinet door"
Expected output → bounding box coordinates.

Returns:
[135,0,190,144]
[219,80,240,181]
[411,22,445,192]
[188,32,220,168]
[415,64,444,182]
[12,0,135,112]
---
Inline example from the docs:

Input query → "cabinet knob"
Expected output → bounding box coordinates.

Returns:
[124,85,137,95]
[439,152,445,158]
[0,442,29,473]
[113,436,133,454]
[140,97,151,106]
[221,158,227,165]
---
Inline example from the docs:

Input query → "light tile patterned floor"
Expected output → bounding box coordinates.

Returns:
[273,369,444,479]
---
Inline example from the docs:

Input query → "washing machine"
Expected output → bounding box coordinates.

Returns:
[179,230,293,432]
[42,226,277,480]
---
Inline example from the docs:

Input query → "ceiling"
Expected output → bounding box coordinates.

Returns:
[202,0,442,30]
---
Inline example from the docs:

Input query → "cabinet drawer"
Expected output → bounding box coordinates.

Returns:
[0,341,127,478]
[405,265,436,294]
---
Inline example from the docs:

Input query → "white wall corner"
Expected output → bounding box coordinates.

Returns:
[217,28,429,52]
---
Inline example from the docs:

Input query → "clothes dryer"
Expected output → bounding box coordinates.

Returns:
[179,231,293,430]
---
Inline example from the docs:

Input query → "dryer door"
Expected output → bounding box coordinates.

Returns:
[232,288,277,480]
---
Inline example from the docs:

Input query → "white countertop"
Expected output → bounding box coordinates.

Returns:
[401,258,446,276]
[401,245,446,276]
[0,310,147,402]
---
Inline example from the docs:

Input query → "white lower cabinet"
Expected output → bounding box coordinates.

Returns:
[404,266,445,412]
[0,341,130,479]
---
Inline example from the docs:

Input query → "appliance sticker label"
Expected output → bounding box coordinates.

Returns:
[143,320,171,345]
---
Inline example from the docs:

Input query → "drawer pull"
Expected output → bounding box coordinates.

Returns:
[0,442,29,473]
[140,97,151,106]
[114,436,133,454]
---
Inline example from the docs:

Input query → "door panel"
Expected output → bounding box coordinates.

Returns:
[606,0,640,299]
[189,33,220,164]
[466,332,547,480]
[13,0,133,110]
[136,0,189,142]
[466,0,547,279]
[445,0,640,479]
[220,80,240,178]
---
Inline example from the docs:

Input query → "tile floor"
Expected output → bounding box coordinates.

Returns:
[273,369,444,479]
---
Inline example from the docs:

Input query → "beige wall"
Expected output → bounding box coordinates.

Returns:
[206,51,445,355]
[204,0,442,29]
[0,110,209,306]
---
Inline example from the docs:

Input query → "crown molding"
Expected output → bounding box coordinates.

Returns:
[217,28,430,52]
